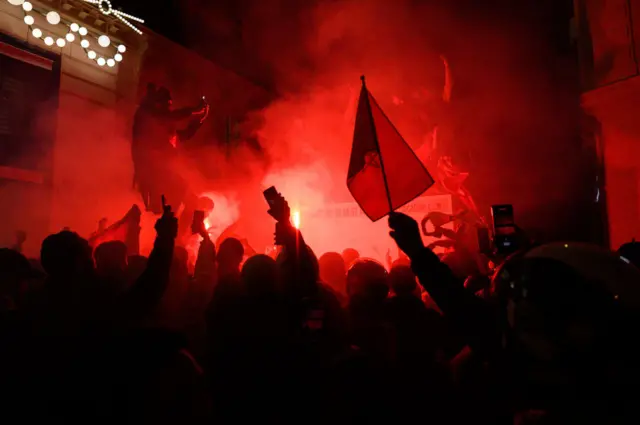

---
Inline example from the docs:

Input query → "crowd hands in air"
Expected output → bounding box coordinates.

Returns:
[1,189,640,424]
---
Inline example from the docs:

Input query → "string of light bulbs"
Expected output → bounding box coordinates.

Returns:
[83,0,144,35]
[5,0,141,68]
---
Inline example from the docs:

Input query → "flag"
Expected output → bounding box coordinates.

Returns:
[88,205,142,255]
[347,77,435,221]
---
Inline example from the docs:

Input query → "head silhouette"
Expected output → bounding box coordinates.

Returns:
[94,241,128,276]
[242,254,279,295]
[217,238,244,277]
[342,248,360,268]
[41,231,93,282]
[319,252,347,294]
[389,265,417,297]
[347,259,389,301]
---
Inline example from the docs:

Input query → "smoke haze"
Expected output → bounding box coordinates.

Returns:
[2,0,587,258]
[180,0,585,245]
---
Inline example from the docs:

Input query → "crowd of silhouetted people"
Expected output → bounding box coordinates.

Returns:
[1,192,640,425]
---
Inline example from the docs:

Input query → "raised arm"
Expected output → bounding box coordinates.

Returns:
[389,212,502,359]
[167,105,205,122]
[123,200,178,321]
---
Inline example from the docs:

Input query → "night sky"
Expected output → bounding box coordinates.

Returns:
[124,0,187,44]
[120,0,575,55]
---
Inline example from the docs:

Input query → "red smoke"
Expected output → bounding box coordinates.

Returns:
[10,0,582,259]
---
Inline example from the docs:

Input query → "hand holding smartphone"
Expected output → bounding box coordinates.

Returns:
[263,186,290,223]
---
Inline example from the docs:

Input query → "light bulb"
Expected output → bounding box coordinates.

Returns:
[98,35,110,48]
[22,2,32,11]
[79,27,88,36]
[70,23,79,32]
[114,53,123,62]
[65,33,75,42]
[97,57,106,66]
[80,39,90,48]
[117,45,126,53]
[107,59,115,67]
[46,11,61,25]
[87,50,97,59]
[8,0,24,6]
[23,15,34,25]
[32,28,42,38]
[44,37,54,46]
[56,38,65,48]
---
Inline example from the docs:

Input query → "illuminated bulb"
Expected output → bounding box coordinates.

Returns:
[70,23,79,32]
[114,53,122,62]
[78,27,88,36]
[98,35,110,47]
[107,58,115,67]
[23,15,34,25]
[22,2,32,11]
[31,28,42,38]
[65,33,75,42]
[87,50,97,59]
[44,36,54,46]
[117,44,126,53]
[8,0,24,6]
[99,0,112,14]
[80,39,89,48]
[46,11,61,25]
[97,57,106,66]
[56,38,65,47]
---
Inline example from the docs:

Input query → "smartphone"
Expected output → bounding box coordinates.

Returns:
[263,186,279,207]
[191,210,205,235]
[477,227,492,255]
[491,204,517,254]
[491,204,514,225]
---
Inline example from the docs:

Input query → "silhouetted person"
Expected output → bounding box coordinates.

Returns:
[11,230,27,254]
[319,251,348,305]
[131,83,209,238]
[342,247,360,269]
[0,248,38,313]
[216,237,244,282]
[94,240,128,290]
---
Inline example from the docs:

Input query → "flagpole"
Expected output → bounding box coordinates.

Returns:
[360,75,393,212]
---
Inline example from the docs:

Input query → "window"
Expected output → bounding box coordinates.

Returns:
[0,37,59,183]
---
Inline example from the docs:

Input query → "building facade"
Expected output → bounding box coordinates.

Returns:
[0,0,269,256]
[576,0,640,248]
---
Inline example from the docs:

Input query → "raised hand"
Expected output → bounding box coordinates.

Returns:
[199,104,210,124]
[389,212,425,259]
[155,195,178,239]
[192,97,208,116]
[267,193,291,224]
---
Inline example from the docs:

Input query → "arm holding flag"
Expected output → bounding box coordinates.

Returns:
[389,212,501,359]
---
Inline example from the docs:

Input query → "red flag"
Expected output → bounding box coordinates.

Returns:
[88,205,142,255]
[347,77,435,221]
